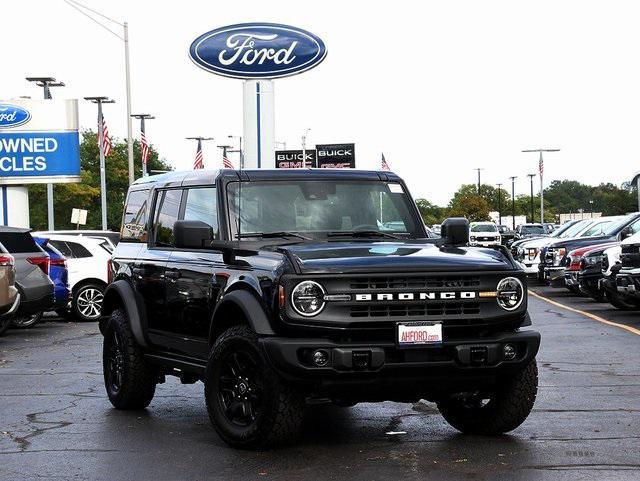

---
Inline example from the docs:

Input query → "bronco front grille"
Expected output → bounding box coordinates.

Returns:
[350,302,481,318]
[349,276,481,290]
[621,244,640,269]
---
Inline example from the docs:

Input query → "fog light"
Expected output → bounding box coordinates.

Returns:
[312,349,329,367]
[503,344,516,360]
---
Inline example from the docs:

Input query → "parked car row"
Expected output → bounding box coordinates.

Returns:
[510,212,640,310]
[0,228,118,336]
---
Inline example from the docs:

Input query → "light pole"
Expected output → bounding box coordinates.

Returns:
[26,77,65,231]
[131,114,154,177]
[62,1,135,184]
[475,168,484,195]
[85,96,115,230]
[217,144,233,168]
[589,200,594,218]
[527,173,536,223]
[522,148,560,223]
[496,183,503,225]
[186,137,214,168]
[228,135,244,169]
[301,128,311,168]
[509,176,517,230]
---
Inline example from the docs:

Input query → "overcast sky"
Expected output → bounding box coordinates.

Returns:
[4,0,640,205]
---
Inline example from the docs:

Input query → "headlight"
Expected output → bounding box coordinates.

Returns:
[553,248,567,266]
[470,236,476,241]
[291,281,326,316]
[496,277,524,311]
[584,255,602,266]
[527,248,539,261]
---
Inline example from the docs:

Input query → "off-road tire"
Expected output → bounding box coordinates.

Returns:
[437,359,538,434]
[11,311,43,329]
[605,290,639,311]
[102,308,156,410]
[0,316,11,336]
[204,325,304,449]
[72,283,105,322]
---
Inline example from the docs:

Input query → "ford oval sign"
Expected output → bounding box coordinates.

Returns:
[189,23,327,79]
[0,104,31,129]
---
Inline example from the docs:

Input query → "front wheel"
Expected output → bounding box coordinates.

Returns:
[73,283,105,322]
[204,325,304,449]
[103,308,156,410]
[12,311,43,329]
[437,359,538,434]
[605,290,639,311]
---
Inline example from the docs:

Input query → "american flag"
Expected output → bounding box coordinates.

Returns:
[100,116,112,157]
[141,129,149,166]
[539,155,544,176]
[193,139,204,169]
[381,153,390,171]
[222,153,234,169]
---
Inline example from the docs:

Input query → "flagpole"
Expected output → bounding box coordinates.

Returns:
[85,96,115,230]
[131,114,154,177]
[539,151,544,224]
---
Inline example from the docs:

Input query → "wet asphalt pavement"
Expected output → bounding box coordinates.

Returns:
[1,285,639,481]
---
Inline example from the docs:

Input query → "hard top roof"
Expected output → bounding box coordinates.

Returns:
[131,169,402,188]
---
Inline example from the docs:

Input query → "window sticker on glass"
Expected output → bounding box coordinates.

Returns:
[388,183,404,194]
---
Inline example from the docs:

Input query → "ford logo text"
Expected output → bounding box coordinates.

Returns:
[189,23,327,79]
[0,104,31,129]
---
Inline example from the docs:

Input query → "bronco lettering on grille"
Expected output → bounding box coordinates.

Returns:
[354,292,477,301]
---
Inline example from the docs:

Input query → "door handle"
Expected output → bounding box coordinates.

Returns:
[165,271,181,280]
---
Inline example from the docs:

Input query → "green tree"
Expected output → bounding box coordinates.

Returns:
[28,130,172,230]
[415,199,447,225]
[448,189,491,221]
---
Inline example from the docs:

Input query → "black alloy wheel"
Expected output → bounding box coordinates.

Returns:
[104,329,125,395]
[217,350,263,427]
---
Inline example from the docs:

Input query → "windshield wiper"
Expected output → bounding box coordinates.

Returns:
[238,231,311,240]
[326,230,400,239]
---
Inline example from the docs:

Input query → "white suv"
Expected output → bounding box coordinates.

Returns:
[468,222,501,247]
[35,234,110,322]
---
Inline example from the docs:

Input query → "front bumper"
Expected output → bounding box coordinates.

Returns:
[616,270,640,298]
[544,267,566,287]
[261,329,540,397]
[469,239,501,247]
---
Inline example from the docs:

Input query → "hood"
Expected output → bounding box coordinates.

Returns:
[280,240,515,274]
[517,236,557,249]
[547,235,614,251]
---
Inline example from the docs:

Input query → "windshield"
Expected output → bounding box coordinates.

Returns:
[580,220,617,237]
[520,225,545,235]
[227,180,422,240]
[601,215,634,236]
[470,223,497,232]
[558,220,590,238]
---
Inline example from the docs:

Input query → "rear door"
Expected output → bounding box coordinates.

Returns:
[164,186,224,358]
[142,188,183,347]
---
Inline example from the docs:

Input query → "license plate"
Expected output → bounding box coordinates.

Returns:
[397,322,443,346]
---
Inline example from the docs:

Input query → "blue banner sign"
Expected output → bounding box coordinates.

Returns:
[189,23,327,79]
[0,132,81,181]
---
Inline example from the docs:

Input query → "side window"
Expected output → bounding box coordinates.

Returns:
[153,189,182,247]
[49,240,74,258]
[183,187,219,239]
[121,189,149,242]
[627,219,640,236]
[66,242,92,259]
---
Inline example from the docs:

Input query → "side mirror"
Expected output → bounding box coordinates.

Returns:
[173,220,213,249]
[441,217,469,246]
[620,228,631,241]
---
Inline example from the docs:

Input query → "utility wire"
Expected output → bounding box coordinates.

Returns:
[66,0,124,26]
[61,0,124,40]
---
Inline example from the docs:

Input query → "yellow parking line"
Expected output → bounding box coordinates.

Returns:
[528,290,640,337]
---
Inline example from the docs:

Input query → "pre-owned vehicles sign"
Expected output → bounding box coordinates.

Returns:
[0,99,81,184]
[189,23,327,79]
[316,143,355,168]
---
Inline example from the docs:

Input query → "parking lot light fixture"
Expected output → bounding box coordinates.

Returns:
[475,168,484,195]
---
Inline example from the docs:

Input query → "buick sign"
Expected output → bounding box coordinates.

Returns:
[189,23,327,79]
[0,104,31,129]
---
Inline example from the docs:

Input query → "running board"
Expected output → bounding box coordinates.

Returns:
[144,352,207,377]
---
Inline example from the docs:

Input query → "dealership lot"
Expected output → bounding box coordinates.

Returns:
[0,288,637,481]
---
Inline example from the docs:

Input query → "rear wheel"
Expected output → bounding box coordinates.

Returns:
[73,283,105,322]
[103,308,156,409]
[204,325,304,449]
[437,359,538,434]
[11,311,43,329]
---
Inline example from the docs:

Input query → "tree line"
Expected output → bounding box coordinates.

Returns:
[416,181,638,226]
[28,131,172,231]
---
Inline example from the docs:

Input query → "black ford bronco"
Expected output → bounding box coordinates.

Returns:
[101,169,540,449]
